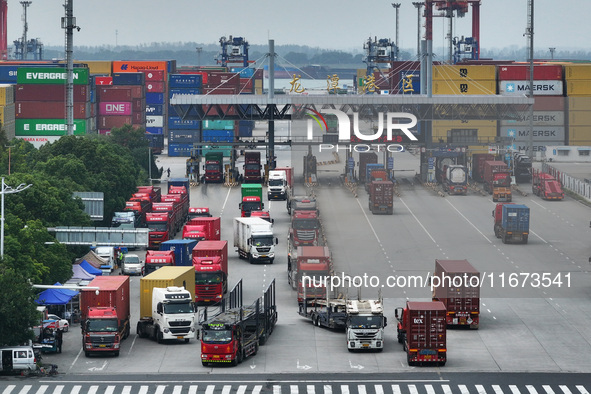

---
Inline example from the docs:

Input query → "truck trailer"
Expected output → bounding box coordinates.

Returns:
[532,169,564,200]
[193,240,228,304]
[368,180,394,214]
[493,203,530,244]
[482,160,512,202]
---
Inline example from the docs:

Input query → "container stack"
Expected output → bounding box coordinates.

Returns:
[97,72,145,134]
[0,84,15,139]
[14,67,91,148]
[498,64,565,153]
[202,119,234,157]
[433,65,496,95]
[565,64,591,146]
[167,74,202,157]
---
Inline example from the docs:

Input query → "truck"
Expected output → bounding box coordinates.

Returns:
[239,184,264,217]
[290,246,331,303]
[124,200,151,225]
[358,151,378,183]
[268,167,293,201]
[482,160,512,202]
[289,209,322,247]
[287,196,317,215]
[346,296,387,352]
[188,207,212,219]
[80,276,131,357]
[145,250,175,275]
[532,169,564,200]
[243,151,262,183]
[365,168,389,192]
[158,196,185,233]
[168,177,191,198]
[136,185,162,201]
[111,211,143,229]
[200,281,277,366]
[136,266,197,343]
[145,212,173,249]
[493,203,530,244]
[93,246,119,274]
[193,240,228,304]
[368,180,394,214]
[471,153,495,182]
[162,192,189,228]
[204,152,224,183]
[513,152,532,183]
[395,301,447,366]
[441,164,468,195]
[233,217,278,264]
[365,163,385,186]
[186,217,221,240]
[160,239,198,267]
[432,259,480,329]
[182,224,207,240]
[298,295,347,330]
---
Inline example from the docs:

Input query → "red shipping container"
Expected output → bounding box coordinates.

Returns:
[239,78,253,93]
[98,115,133,129]
[176,70,208,84]
[99,85,144,99]
[15,84,89,102]
[98,129,111,135]
[533,96,565,111]
[94,76,113,86]
[132,98,145,112]
[98,87,132,101]
[498,64,563,81]
[202,87,237,95]
[186,217,221,240]
[99,102,132,116]
[143,70,165,82]
[90,103,96,118]
[15,101,88,119]
[132,111,145,124]
[206,72,240,87]
[146,82,165,93]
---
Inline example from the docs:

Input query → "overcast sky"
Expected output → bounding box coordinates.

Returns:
[7,0,588,56]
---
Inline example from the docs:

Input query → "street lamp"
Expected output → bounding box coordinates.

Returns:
[1,177,33,258]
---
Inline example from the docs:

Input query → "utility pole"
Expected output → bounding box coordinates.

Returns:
[391,3,401,61]
[20,1,31,60]
[61,0,79,136]
[526,0,534,158]
[267,39,276,173]
[412,2,424,60]
[196,47,202,67]
[549,47,555,59]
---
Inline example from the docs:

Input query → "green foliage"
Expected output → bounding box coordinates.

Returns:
[0,266,38,346]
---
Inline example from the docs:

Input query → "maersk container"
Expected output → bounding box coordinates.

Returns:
[15,84,89,102]
[139,266,195,320]
[169,74,202,89]
[146,92,165,105]
[146,104,163,116]
[112,72,145,86]
[501,204,530,234]
[168,116,200,130]
[433,259,480,329]
[159,239,198,268]
[168,143,193,157]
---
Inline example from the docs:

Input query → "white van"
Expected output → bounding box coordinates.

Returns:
[0,346,37,372]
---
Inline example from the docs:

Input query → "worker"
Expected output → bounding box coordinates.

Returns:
[167,168,171,178]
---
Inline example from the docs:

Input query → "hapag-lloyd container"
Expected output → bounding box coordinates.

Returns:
[15,119,87,136]
[15,84,90,102]
[98,116,133,129]
[499,80,563,96]
[146,82,165,93]
[112,61,170,74]
[498,64,563,81]
[99,102,132,116]
[15,101,89,119]
[143,70,165,82]
[16,67,89,85]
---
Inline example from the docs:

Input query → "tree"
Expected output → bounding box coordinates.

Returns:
[0,266,38,346]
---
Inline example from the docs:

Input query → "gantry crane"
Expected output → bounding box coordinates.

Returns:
[217,36,250,68]
[0,0,7,60]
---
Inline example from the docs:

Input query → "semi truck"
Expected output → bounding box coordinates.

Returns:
[513,152,532,183]
[289,209,322,247]
[145,212,173,249]
[136,185,162,202]
[151,202,180,235]
[358,151,378,183]
[188,207,212,219]
[193,240,228,304]
[186,217,221,240]
[240,184,264,217]
[346,296,387,352]
[160,239,198,267]
[298,296,347,330]
[395,301,447,366]
[182,224,207,240]
[233,217,277,264]
[432,259,480,329]
[532,169,564,200]
[368,181,394,214]
[145,250,175,275]
[493,203,530,244]
[471,153,495,182]
[287,196,317,215]
[80,276,131,357]
[442,165,468,195]
[268,167,293,201]
[136,266,197,343]
[482,160,512,202]
[162,192,189,228]
[111,211,142,229]
[243,151,262,183]
[201,281,277,366]
[290,246,331,302]
[168,177,191,200]
[204,152,224,183]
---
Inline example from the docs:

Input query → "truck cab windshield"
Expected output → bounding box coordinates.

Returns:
[163,302,194,314]
[245,163,260,171]
[348,315,383,329]
[252,236,274,246]
[87,319,119,332]
[196,273,223,285]
[269,179,284,186]
[206,164,219,171]
[202,329,232,344]
[292,219,319,229]
[243,202,262,212]
[149,223,168,231]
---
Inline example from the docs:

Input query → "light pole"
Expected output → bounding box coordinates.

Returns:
[1,178,32,258]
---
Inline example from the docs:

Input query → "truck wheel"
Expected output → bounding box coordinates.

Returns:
[136,323,143,338]
[438,361,446,367]
[502,234,507,244]
[270,258,274,264]
[85,351,90,357]
[248,254,253,264]
[114,351,120,357]
[523,235,528,244]
[157,331,164,344]
[185,338,190,343]
[259,335,266,346]
[202,361,208,367]
[253,343,259,355]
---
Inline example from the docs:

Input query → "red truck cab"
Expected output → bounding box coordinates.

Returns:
[144,250,175,275]
[145,212,172,249]
[136,186,161,202]
[182,224,207,240]
[532,169,564,200]
[240,196,263,217]
[250,210,273,223]
[189,207,211,219]
[193,240,228,304]
[290,210,321,246]
[295,246,331,303]
[168,186,190,220]
[187,217,221,240]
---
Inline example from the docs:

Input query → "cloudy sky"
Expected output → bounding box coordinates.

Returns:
[6,0,587,55]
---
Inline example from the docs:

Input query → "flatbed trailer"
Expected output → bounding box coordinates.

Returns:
[298,297,347,330]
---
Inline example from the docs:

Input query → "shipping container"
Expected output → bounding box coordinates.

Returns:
[17,135,61,147]
[569,110,591,126]
[169,88,201,97]
[139,266,195,319]
[145,127,164,135]
[146,82,165,93]
[15,118,87,136]
[358,151,378,183]
[159,239,198,267]
[169,74,202,88]
[168,142,193,157]
[230,67,255,78]
[202,87,238,95]
[146,92,165,105]
[497,64,563,81]
[174,70,208,84]
[15,84,89,102]
[17,67,89,85]
[132,98,145,113]
[500,111,564,127]
[0,84,15,105]
[202,119,234,130]
[206,72,241,87]
[142,70,165,82]
[432,259,480,329]
[169,129,200,143]
[132,111,146,124]
[566,80,591,97]
[99,102,132,116]
[100,85,144,99]
[433,65,496,81]
[15,101,89,119]
[499,80,563,96]
[433,81,496,95]
[0,104,15,125]
[145,133,164,150]
[97,87,132,102]
[568,127,591,145]
[564,64,591,80]
[80,60,112,75]
[471,153,495,182]
[533,96,565,111]
[146,116,164,128]
[568,96,591,111]
[112,61,169,74]
[145,104,163,116]
[500,126,565,142]
[98,116,133,129]
[168,116,200,130]
[94,76,113,86]
[80,276,130,322]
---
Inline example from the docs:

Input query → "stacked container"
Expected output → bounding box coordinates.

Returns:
[97,72,145,134]
[14,67,91,147]
[498,64,565,153]
[0,84,15,139]
[167,74,203,157]
[565,65,591,146]
[432,65,496,95]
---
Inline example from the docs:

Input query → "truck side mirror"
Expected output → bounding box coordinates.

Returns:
[383,317,388,327]
[239,203,242,209]
[275,237,278,245]
[157,303,163,314]
[247,239,251,245]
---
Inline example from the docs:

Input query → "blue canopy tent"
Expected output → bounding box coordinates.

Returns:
[35,283,80,323]
[78,260,102,276]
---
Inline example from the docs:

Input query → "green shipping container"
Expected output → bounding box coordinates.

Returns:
[202,120,235,130]
[16,119,87,136]
[17,67,90,85]
[241,183,263,200]
[201,145,232,157]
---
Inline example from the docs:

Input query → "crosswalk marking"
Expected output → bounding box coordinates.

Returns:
[273,385,281,394]
[442,385,453,394]
[493,385,505,394]
[560,386,573,394]
[105,386,115,394]
[376,385,384,394]
[409,385,419,394]
[138,386,149,394]
[527,386,539,394]
[187,386,197,394]
[577,386,589,394]
[18,385,31,394]
[173,386,184,394]
[34,386,47,394]
[477,385,488,394]
[252,386,262,394]
[307,385,315,394]
[544,387,556,394]
[358,385,367,394]
[205,386,214,394]
[120,386,131,394]
[53,386,64,394]
[87,386,97,394]
[341,385,350,394]
[323,385,332,394]
[460,385,470,394]
[290,385,298,394]
[511,386,521,394]
[69,387,80,394]
[393,385,402,394]
[1,386,14,394]
[222,385,232,394]
[426,385,435,394]
[237,385,248,394]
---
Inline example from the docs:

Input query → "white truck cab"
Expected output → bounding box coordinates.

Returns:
[267,170,288,200]
[346,298,387,351]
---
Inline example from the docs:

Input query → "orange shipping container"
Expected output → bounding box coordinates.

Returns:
[433,65,496,81]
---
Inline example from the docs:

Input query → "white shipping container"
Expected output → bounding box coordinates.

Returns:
[502,126,565,142]
[146,115,164,128]
[500,111,564,127]
[499,80,563,96]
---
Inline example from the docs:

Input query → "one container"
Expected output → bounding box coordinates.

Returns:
[99,102,132,116]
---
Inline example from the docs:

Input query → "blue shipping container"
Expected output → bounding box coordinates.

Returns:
[145,127,164,135]
[230,67,255,78]
[169,88,202,97]
[112,72,145,86]
[399,70,420,95]
[169,129,200,143]
[146,104,163,116]
[159,239,198,267]
[238,126,253,137]
[169,74,202,89]
[168,116,201,130]
[168,143,193,157]
[501,204,530,232]
[146,92,165,105]
[145,133,164,148]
